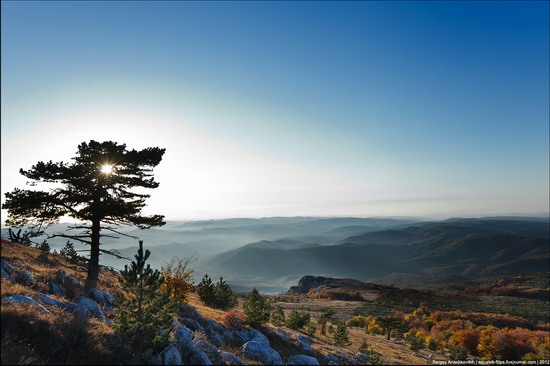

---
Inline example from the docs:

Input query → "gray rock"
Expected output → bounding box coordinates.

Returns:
[294,333,315,345]
[75,296,106,320]
[238,328,270,346]
[324,354,340,365]
[180,317,205,333]
[221,351,244,365]
[35,293,77,312]
[194,339,222,364]
[49,282,65,296]
[276,327,290,342]
[174,325,195,359]
[352,353,367,364]
[287,355,320,365]
[3,294,51,314]
[1,259,15,281]
[88,288,115,305]
[242,341,283,365]
[178,304,203,321]
[328,361,338,366]
[14,270,35,286]
[160,344,183,365]
[187,348,212,365]
[54,270,79,288]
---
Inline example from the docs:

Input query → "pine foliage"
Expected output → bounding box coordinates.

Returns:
[60,241,79,264]
[114,241,174,353]
[333,323,351,346]
[242,288,271,327]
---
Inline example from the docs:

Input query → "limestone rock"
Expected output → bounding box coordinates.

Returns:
[54,270,79,288]
[221,351,245,365]
[1,259,15,281]
[13,270,35,286]
[180,317,205,333]
[194,338,222,365]
[36,293,77,312]
[242,341,283,365]
[287,354,320,365]
[75,296,106,320]
[160,344,183,365]
[187,348,212,365]
[88,288,115,306]
[174,325,195,359]
[238,328,270,346]
[4,294,51,314]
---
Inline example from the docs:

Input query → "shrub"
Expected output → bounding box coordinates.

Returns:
[450,347,468,361]
[359,341,382,365]
[243,288,271,327]
[197,274,216,307]
[333,323,350,346]
[347,315,368,328]
[60,241,79,264]
[114,241,174,353]
[318,308,336,335]
[286,310,311,330]
[213,277,238,310]
[160,257,194,304]
[270,306,286,327]
[220,309,246,329]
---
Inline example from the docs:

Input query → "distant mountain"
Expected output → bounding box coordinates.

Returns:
[201,219,549,289]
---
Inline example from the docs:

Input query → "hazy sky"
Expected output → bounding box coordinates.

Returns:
[1,1,549,221]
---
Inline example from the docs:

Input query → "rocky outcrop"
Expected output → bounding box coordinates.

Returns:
[194,338,222,364]
[35,293,77,312]
[289,276,330,294]
[75,296,107,321]
[243,340,283,365]
[88,288,115,306]
[3,294,51,314]
[238,328,270,346]
[174,325,195,360]
[221,351,244,365]
[160,344,183,365]
[287,354,320,365]
[1,258,15,281]
[187,348,212,365]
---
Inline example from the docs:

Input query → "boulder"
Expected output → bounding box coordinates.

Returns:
[187,348,212,365]
[1,259,15,281]
[3,294,51,314]
[49,282,65,296]
[242,341,283,365]
[194,338,223,365]
[75,297,106,320]
[160,344,183,365]
[221,351,245,365]
[238,328,270,346]
[180,317,205,333]
[287,354,320,365]
[276,327,290,342]
[13,270,35,286]
[35,293,77,312]
[174,325,195,359]
[178,304,203,321]
[88,288,115,305]
[54,270,79,288]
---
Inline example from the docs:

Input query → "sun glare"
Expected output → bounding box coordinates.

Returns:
[100,164,113,175]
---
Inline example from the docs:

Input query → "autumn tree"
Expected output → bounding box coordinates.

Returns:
[318,308,336,336]
[376,315,403,341]
[2,140,165,291]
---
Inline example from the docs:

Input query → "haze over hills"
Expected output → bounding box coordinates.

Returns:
[1,216,548,293]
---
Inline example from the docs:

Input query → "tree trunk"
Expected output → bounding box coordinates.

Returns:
[85,217,101,292]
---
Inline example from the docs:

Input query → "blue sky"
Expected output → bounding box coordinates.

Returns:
[1,1,548,220]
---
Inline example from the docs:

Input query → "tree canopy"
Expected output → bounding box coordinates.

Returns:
[2,140,166,290]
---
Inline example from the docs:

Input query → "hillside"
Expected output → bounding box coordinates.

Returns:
[2,239,450,365]
[201,219,550,290]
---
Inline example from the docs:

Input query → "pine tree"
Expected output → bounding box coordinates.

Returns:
[114,241,174,353]
[242,288,271,327]
[3,140,165,291]
[197,274,216,307]
[359,341,382,365]
[333,323,350,346]
[37,240,51,261]
[213,276,238,310]
[286,310,311,330]
[270,306,286,327]
[60,240,79,264]
[318,308,336,336]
